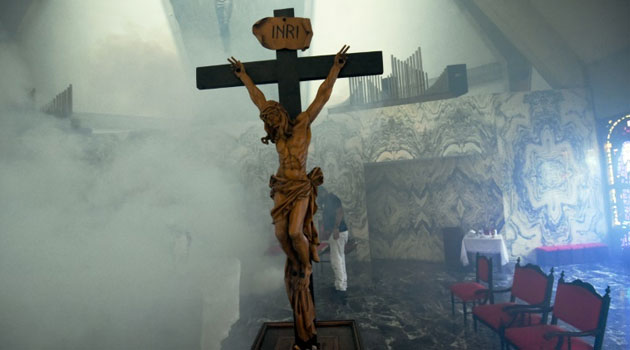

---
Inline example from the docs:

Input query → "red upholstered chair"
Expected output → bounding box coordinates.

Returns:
[504,273,611,350]
[472,258,554,348]
[449,253,493,324]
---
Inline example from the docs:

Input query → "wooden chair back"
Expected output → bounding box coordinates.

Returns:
[510,258,554,307]
[551,274,611,350]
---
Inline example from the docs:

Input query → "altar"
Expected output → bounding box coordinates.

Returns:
[460,234,510,267]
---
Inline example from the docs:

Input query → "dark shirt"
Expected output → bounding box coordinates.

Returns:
[321,193,348,232]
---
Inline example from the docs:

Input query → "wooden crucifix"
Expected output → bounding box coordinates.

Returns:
[196,8,382,350]
[197,8,383,119]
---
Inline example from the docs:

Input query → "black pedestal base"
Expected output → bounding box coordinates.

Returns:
[251,320,362,350]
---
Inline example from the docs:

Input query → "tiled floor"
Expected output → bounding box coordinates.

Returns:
[222,259,630,349]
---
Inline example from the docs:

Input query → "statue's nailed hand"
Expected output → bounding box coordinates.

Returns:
[334,45,349,69]
[228,57,245,78]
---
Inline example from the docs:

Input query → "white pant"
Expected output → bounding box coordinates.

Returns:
[329,231,348,291]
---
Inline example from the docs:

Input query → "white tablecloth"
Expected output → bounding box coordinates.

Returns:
[460,235,510,266]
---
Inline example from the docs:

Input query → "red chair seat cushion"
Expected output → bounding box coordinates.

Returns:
[505,325,594,350]
[449,282,487,302]
[473,303,542,330]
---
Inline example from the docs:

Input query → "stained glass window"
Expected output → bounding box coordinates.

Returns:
[605,114,630,227]
[616,142,630,184]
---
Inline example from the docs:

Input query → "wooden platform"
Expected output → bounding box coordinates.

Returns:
[251,320,362,350]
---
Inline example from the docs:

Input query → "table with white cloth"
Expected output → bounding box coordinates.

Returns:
[460,235,510,266]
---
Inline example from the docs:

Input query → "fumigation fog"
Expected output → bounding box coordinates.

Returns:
[0,1,521,349]
[0,2,284,349]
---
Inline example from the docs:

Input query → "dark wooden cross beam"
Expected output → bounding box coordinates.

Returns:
[196,8,383,119]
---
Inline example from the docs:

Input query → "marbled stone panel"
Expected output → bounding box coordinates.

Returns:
[307,95,499,261]
[494,89,606,259]
[365,156,503,261]
[234,89,606,261]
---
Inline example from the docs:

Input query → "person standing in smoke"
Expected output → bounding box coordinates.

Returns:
[318,187,349,304]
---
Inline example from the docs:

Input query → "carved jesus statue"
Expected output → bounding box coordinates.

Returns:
[229,45,349,350]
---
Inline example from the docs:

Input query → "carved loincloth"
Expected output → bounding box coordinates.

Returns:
[269,167,323,252]
[269,167,323,344]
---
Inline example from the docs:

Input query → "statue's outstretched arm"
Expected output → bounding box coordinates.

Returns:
[305,45,349,123]
[228,57,267,111]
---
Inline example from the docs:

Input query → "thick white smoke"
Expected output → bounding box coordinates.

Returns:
[0,3,284,348]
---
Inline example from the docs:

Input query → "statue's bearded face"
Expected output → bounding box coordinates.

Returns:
[260,101,291,144]
[265,110,283,128]
[260,101,288,128]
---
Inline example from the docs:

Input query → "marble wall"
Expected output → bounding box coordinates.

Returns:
[495,90,606,259]
[234,88,607,261]
[308,94,504,261]
[365,156,504,261]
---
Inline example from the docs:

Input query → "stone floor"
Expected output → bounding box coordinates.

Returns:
[221,259,630,349]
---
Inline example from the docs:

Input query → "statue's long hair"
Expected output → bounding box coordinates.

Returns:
[260,101,292,144]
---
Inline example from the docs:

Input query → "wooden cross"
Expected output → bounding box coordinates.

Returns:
[196,8,383,119]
